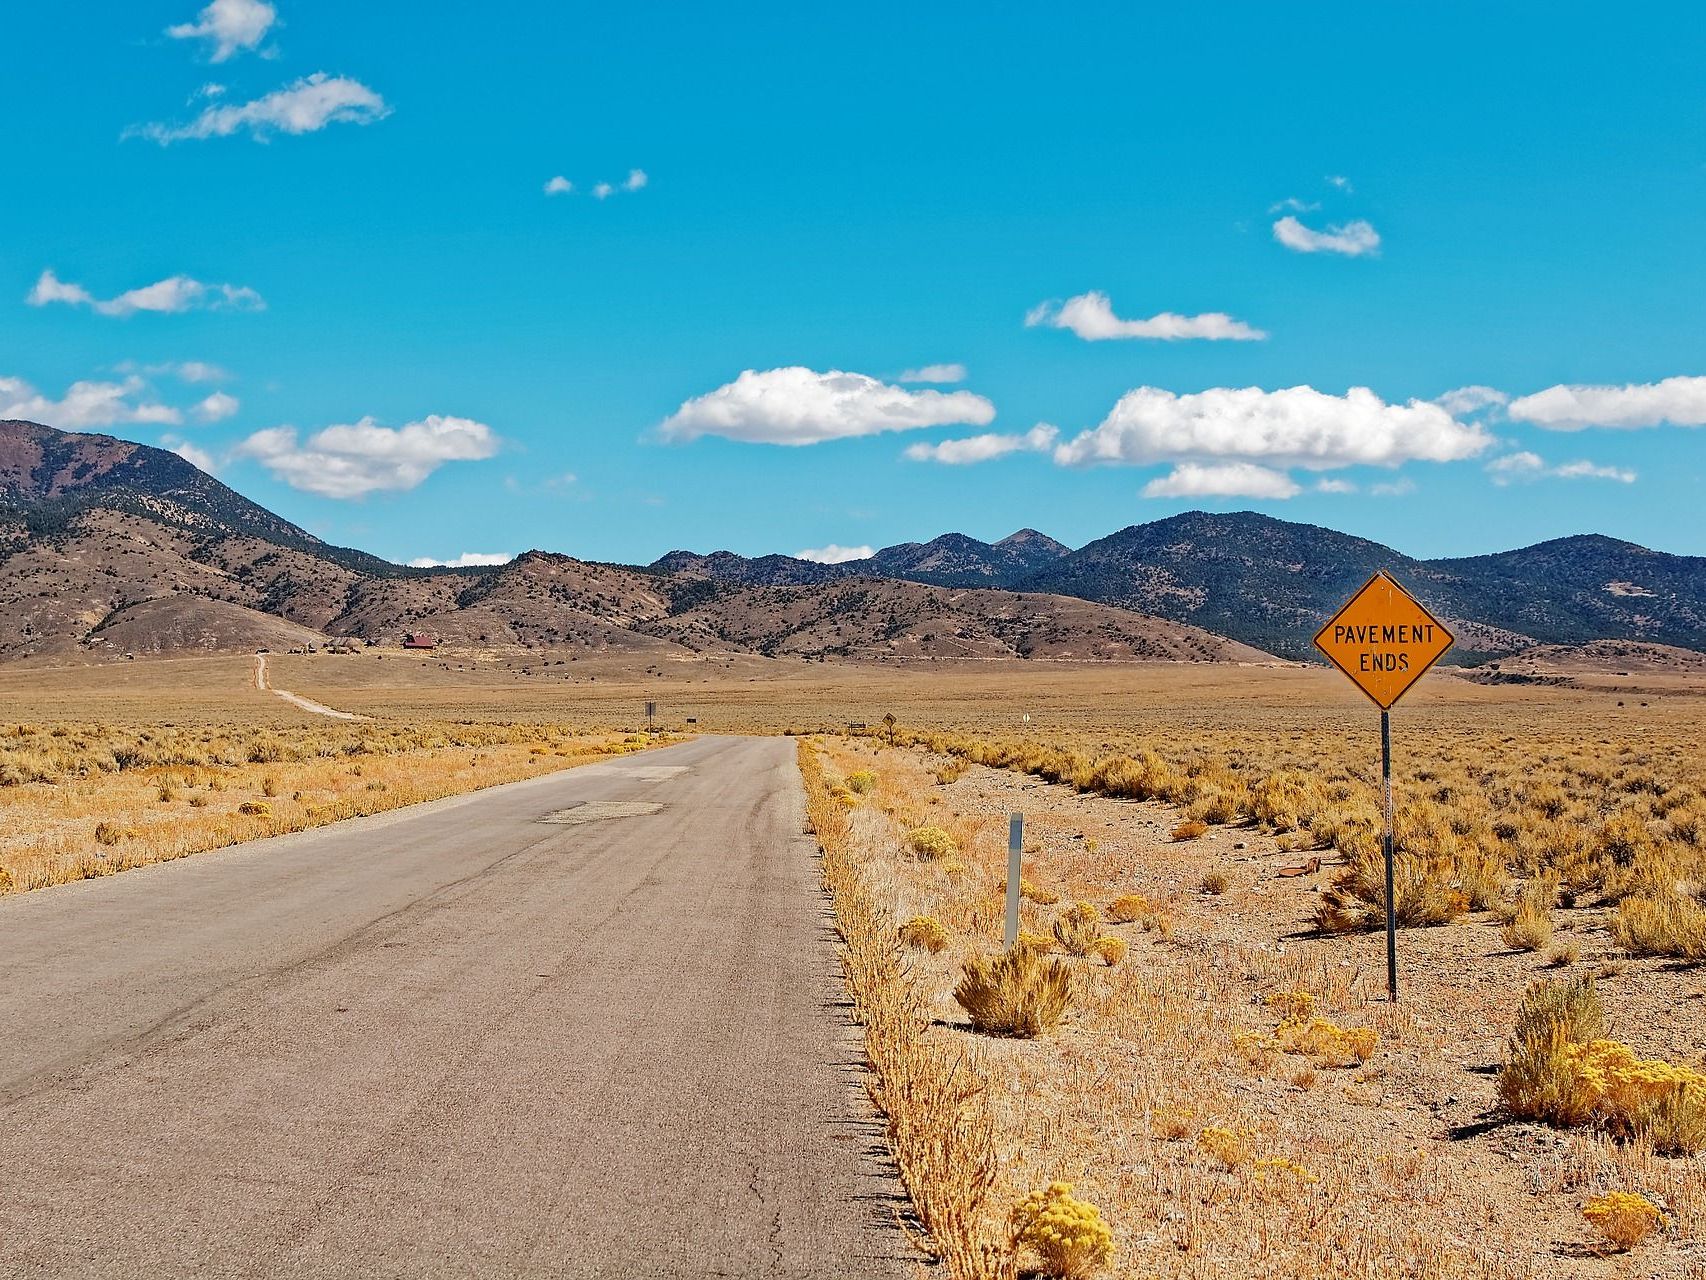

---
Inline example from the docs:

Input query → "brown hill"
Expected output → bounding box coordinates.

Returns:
[0,420,1260,666]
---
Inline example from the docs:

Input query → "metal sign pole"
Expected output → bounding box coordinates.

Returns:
[1382,709,1397,1002]
[1003,813,1023,948]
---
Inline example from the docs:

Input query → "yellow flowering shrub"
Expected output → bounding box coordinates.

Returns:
[846,770,877,794]
[237,800,272,817]
[1197,1124,1251,1168]
[1275,1015,1378,1067]
[898,915,949,953]
[1017,930,1059,954]
[1052,901,1101,955]
[907,826,957,860]
[1582,1191,1665,1252]
[1107,893,1149,923]
[1010,1182,1115,1278]
[1092,936,1126,966]
[1265,988,1316,1020]
[1252,1156,1319,1194]
[1021,878,1061,906]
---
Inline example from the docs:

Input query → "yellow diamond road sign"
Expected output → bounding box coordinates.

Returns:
[1314,572,1454,709]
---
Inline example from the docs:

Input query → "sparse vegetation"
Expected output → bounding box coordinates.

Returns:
[1581,1191,1665,1252]
[907,825,958,861]
[899,915,950,953]
[954,946,1077,1038]
[1009,1182,1114,1279]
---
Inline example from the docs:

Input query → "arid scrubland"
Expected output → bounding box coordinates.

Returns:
[803,686,1706,1278]
[0,720,668,894]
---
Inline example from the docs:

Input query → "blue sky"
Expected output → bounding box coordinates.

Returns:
[3,1,1703,567]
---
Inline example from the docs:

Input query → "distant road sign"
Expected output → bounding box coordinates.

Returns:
[1313,572,1453,709]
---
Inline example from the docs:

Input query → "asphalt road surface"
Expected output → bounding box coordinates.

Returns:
[0,736,910,1279]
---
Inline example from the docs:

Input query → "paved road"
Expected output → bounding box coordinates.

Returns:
[0,736,908,1279]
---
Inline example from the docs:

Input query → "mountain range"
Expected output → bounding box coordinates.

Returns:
[3,418,1702,665]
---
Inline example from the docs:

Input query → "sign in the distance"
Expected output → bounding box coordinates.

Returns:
[1313,572,1454,709]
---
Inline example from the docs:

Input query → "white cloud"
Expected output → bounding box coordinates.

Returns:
[234,414,501,498]
[171,360,232,384]
[1487,451,1636,485]
[132,73,389,144]
[27,268,264,317]
[795,544,874,564]
[167,0,277,61]
[1272,216,1380,257]
[26,269,93,307]
[1315,477,1357,494]
[1268,197,1320,214]
[659,367,996,446]
[1370,478,1416,497]
[898,363,967,384]
[1142,462,1301,500]
[194,391,240,422]
[592,182,614,200]
[1554,460,1637,482]
[407,552,514,569]
[1436,385,1508,416]
[1327,174,1353,192]
[1506,376,1706,430]
[1054,384,1491,472]
[544,175,573,195]
[624,168,648,192]
[162,436,220,473]
[0,375,181,429]
[1026,291,1266,342]
[904,423,1057,465]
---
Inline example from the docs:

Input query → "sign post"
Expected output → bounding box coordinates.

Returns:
[1004,813,1023,948]
[645,700,656,732]
[1313,572,1453,1002]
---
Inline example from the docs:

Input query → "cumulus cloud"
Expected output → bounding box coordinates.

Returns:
[0,375,181,429]
[234,414,500,498]
[1436,385,1508,416]
[28,268,263,317]
[904,423,1057,465]
[660,367,996,446]
[1026,291,1266,342]
[407,552,514,568]
[167,0,277,61]
[1272,216,1380,257]
[1053,385,1491,472]
[795,544,874,564]
[194,391,240,422]
[623,168,648,192]
[1506,376,1706,430]
[1316,477,1357,494]
[592,182,614,200]
[898,363,967,384]
[131,72,389,143]
[1327,175,1353,191]
[544,175,573,195]
[1486,451,1636,485]
[1142,462,1301,500]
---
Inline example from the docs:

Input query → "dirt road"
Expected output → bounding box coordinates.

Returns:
[0,736,907,1279]
[254,651,368,720]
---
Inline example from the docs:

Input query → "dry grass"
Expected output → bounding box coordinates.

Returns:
[954,946,1078,1038]
[0,720,674,894]
[808,718,1706,1279]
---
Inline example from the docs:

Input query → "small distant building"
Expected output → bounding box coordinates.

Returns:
[403,631,439,650]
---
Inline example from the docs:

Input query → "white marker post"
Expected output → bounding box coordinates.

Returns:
[1004,813,1023,947]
